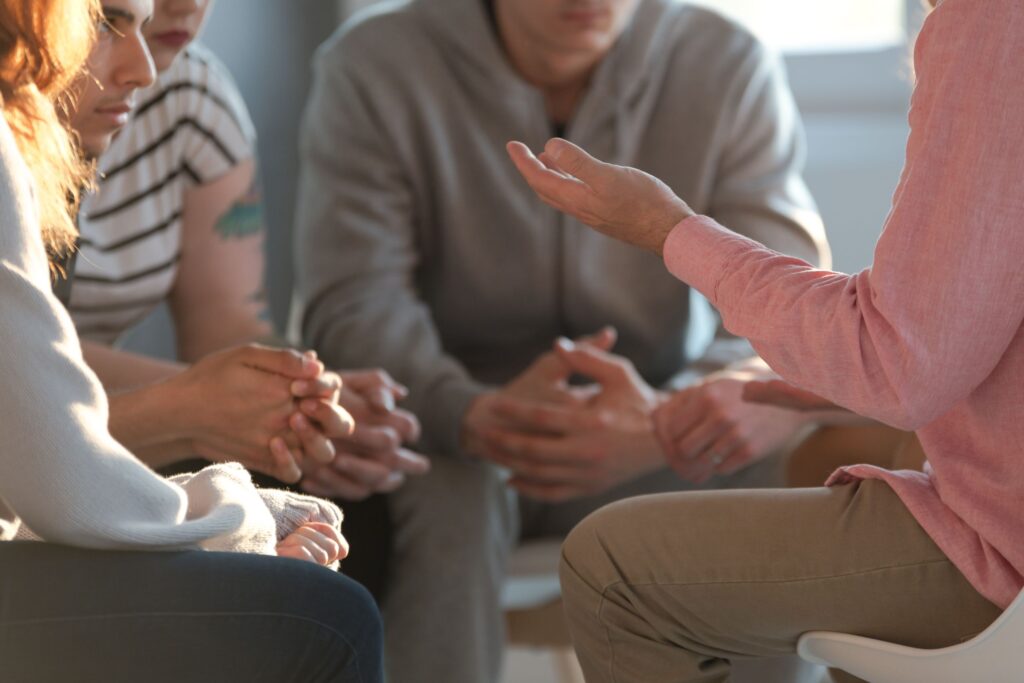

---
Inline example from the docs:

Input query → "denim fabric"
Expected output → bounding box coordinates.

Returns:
[0,543,382,682]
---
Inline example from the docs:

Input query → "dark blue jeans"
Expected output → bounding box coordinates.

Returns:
[0,542,383,682]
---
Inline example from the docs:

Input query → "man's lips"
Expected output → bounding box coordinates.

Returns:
[151,30,192,49]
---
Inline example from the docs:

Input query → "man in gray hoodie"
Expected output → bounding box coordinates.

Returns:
[295,0,830,681]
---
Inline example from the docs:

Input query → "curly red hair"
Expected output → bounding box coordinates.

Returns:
[0,0,98,265]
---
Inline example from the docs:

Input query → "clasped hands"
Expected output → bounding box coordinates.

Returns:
[462,331,830,500]
[169,345,428,496]
[462,328,666,503]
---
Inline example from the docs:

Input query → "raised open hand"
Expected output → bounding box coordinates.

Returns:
[507,138,694,254]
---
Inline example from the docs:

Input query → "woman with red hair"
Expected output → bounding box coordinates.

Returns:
[0,2,382,680]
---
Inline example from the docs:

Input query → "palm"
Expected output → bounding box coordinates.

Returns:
[509,139,694,253]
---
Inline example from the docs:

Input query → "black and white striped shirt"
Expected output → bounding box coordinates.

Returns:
[71,44,255,344]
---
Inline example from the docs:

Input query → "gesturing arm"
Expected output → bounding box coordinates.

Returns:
[651,44,828,474]
[663,0,1024,429]
[507,1,1024,432]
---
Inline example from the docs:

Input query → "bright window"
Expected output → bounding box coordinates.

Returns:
[687,0,907,53]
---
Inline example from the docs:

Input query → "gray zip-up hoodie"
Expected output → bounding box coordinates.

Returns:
[295,0,830,455]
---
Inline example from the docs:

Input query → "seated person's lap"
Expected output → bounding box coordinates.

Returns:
[560,480,1000,683]
[0,542,381,683]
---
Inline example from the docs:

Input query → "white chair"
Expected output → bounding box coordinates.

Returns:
[798,588,1024,683]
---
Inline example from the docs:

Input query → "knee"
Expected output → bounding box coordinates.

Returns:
[559,502,625,597]
[292,566,384,670]
[320,570,383,642]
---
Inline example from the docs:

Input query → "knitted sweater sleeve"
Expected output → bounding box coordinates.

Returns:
[0,121,277,553]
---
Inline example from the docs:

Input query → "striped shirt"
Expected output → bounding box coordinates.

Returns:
[71,44,255,344]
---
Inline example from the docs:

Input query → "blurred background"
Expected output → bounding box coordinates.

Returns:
[119,2,927,680]
[123,0,926,359]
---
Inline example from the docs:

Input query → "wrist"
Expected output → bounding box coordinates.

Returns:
[460,391,497,457]
[107,376,195,461]
[650,199,694,255]
[145,370,205,445]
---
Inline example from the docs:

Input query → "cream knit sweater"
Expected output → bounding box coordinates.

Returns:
[0,114,339,553]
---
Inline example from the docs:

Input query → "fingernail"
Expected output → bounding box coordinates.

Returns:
[556,337,574,351]
[292,380,308,395]
[301,399,319,413]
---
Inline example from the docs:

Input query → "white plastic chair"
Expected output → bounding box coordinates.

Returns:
[797,588,1024,683]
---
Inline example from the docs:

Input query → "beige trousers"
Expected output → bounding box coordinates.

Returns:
[559,479,1002,683]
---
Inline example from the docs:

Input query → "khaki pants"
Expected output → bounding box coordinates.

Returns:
[560,480,1001,683]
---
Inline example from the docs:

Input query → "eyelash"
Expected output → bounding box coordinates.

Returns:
[99,17,125,38]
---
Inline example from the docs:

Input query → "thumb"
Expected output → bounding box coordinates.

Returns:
[574,326,617,352]
[529,349,574,383]
[554,338,633,387]
[544,138,608,185]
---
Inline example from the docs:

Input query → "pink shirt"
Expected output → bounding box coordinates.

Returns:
[663,0,1024,610]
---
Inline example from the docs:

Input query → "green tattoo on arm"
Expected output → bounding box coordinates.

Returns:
[215,175,266,239]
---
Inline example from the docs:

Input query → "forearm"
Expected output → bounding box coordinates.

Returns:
[107,378,198,468]
[662,214,1006,430]
[87,343,198,468]
[82,340,185,393]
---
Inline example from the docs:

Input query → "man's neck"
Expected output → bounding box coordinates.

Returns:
[491,1,600,125]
